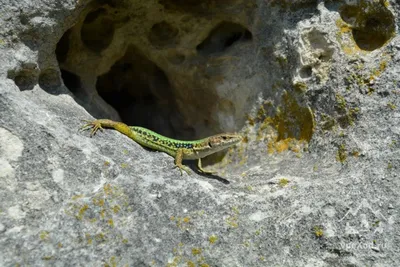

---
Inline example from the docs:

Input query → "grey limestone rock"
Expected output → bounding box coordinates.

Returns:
[0,0,399,266]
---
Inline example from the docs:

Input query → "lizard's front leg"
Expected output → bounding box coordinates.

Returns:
[197,158,216,175]
[174,149,191,175]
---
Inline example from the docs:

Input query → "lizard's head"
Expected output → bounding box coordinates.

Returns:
[206,133,243,152]
[193,133,243,158]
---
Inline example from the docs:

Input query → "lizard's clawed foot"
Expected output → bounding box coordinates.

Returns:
[173,164,191,176]
[79,120,104,137]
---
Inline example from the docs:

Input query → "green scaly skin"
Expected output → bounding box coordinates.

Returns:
[80,119,242,175]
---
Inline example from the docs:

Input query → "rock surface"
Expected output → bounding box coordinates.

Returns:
[0,0,399,266]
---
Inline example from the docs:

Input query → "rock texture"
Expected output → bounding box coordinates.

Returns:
[0,0,399,266]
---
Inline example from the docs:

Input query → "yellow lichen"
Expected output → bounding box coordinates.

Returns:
[276,92,315,142]
[255,228,262,236]
[209,235,218,244]
[335,94,347,110]
[39,231,49,241]
[293,81,307,92]
[77,204,89,220]
[92,197,105,207]
[351,150,360,157]
[275,139,289,153]
[278,178,289,187]
[104,184,112,195]
[387,102,397,110]
[95,232,106,242]
[313,165,318,171]
[314,226,324,238]
[100,209,106,218]
[112,205,121,214]
[71,194,84,200]
[232,206,239,214]
[191,248,202,255]
[336,144,347,163]
[85,233,92,245]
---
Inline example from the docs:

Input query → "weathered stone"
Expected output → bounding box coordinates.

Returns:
[0,0,399,266]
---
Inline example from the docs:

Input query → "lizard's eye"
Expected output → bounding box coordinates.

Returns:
[208,142,213,147]
[222,136,227,140]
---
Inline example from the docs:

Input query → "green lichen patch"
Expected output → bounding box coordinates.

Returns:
[333,91,361,128]
[387,162,393,170]
[321,113,336,131]
[226,206,240,228]
[387,102,397,110]
[335,94,347,111]
[39,231,50,241]
[293,81,308,93]
[336,143,347,163]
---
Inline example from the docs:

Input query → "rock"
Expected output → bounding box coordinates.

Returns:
[0,0,399,266]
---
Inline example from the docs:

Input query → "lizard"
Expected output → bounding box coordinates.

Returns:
[80,119,242,175]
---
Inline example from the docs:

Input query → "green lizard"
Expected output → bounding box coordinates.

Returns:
[80,119,242,175]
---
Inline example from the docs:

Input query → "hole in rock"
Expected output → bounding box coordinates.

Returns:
[39,69,62,91]
[8,70,37,91]
[159,0,241,14]
[339,2,395,51]
[299,66,312,78]
[149,21,179,48]
[81,8,115,52]
[96,46,184,137]
[269,0,318,10]
[61,70,81,94]
[196,22,252,56]
[96,0,118,7]
[352,17,392,51]
[55,29,71,63]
